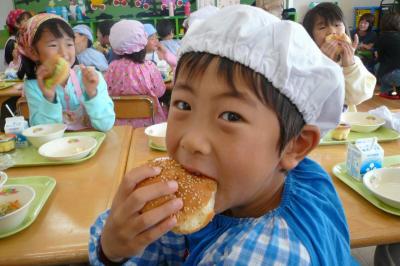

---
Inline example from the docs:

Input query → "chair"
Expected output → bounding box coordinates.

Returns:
[16,97,29,120]
[112,95,156,123]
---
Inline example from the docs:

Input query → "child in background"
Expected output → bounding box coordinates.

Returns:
[18,14,115,132]
[144,23,177,69]
[375,12,400,99]
[105,20,167,128]
[89,6,356,265]
[303,2,376,112]
[95,20,115,63]
[351,13,377,71]
[73,24,108,72]
[156,19,181,56]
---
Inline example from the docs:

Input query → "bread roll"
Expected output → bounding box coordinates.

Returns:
[43,55,70,89]
[325,33,352,54]
[331,123,351,140]
[138,158,217,234]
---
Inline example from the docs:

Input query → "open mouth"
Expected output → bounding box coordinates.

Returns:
[182,165,217,182]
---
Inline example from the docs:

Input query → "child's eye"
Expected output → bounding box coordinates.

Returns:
[174,100,191,111]
[219,111,242,122]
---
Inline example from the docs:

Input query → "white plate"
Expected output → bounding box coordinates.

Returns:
[145,122,167,150]
[363,168,400,209]
[341,112,385,133]
[38,136,98,161]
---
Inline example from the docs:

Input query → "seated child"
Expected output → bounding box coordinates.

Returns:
[303,2,376,112]
[375,12,400,99]
[95,20,115,63]
[156,19,181,56]
[89,6,357,265]
[18,14,115,132]
[143,23,177,69]
[351,13,377,71]
[73,24,109,72]
[105,20,167,128]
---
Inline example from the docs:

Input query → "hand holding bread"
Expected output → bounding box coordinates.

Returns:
[80,65,98,99]
[322,33,357,66]
[101,165,183,262]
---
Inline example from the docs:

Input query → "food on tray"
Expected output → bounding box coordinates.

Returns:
[0,200,21,217]
[325,33,352,53]
[0,134,16,152]
[43,55,70,89]
[138,158,217,234]
[331,123,351,140]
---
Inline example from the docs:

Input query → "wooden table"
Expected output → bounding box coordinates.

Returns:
[0,83,23,107]
[0,126,133,266]
[357,92,400,112]
[127,126,400,248]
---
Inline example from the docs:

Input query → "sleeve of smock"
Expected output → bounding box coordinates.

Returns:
[88,210,186,265]
[343,56,376,107]
[164,50,177,69]
[81,70,116,132]
[149,63,166,98]
[24,80,64,126]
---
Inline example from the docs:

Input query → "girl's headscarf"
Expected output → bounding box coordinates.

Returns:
[17,13,64,61]
[6,9,26,34]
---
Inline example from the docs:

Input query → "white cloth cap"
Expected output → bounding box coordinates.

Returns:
[179,5,345,136]
[183,5,220,28]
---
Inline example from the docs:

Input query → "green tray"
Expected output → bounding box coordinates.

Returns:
[0,81,17,90]
[333,155,400,216]
[320,127,400,145]
[0,176,56,238]
[10,131,106,167]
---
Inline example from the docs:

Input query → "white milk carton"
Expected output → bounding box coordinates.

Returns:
[346,137,384,181]
[4,116,29,148]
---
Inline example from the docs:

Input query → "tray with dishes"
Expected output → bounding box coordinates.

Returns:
[8,130,106,167]
[0,175,56,238]
[333,155,400,216]
[0,81,18,90]
[320,112,400,145]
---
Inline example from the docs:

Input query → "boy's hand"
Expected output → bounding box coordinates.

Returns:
[100,165,183,262]
[81,65,98,99]
[320,40,340,62]
[36,64,57,102]
[340,41,355,67]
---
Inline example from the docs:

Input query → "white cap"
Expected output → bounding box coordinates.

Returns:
[179,5,345,136]
[183,5,220,28]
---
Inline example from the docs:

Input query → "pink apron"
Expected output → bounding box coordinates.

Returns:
[62,69,90,130]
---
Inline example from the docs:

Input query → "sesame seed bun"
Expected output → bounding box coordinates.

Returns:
[138,158,217,234]
[43,55,70,89]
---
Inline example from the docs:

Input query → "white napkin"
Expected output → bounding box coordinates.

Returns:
[368,106,400,133]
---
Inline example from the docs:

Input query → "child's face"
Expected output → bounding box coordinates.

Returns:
[358,19,369,32]
[97,29,109,46]
[146,34,159,52]
[74,33,88,54]
[167,58,286,217]
[34,28,75,67]
[312,15,346,47]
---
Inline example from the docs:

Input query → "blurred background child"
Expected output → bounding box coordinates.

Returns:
[303,2,376,112]
[156,19,181,56]
[89,6,356,265]
[73,24,108,72]
[18,14,115,131]
[351,13,377,72]
[374,12,400,99]
[144,23,177,69]
[105,20,167,128]
[95,20,115,63]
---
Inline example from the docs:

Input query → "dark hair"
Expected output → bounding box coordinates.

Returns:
[380,12,400,32]
[97,20,114,37]
[18,19,75,80]
[4,39,16,65]
[16,11,32,25]
[175,52,305,153]
[117,48,146,64]
[358,13,375,32]
[303,2,349,39]
[156,19,173,39]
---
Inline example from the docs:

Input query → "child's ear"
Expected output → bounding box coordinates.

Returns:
[279,125,320,171]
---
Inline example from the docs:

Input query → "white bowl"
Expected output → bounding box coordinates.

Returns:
[145,122,167,150]
[23,124,67,148]
[363,168,400,209]
[38,136,98,161]
[0,171,7,189]
[341,112,385,133]
[0,185,35,233]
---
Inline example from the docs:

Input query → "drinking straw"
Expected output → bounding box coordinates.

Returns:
[5,104,15,117]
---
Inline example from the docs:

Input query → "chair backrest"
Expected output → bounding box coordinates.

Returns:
[112,95,156,123]
[16,97,29,120]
